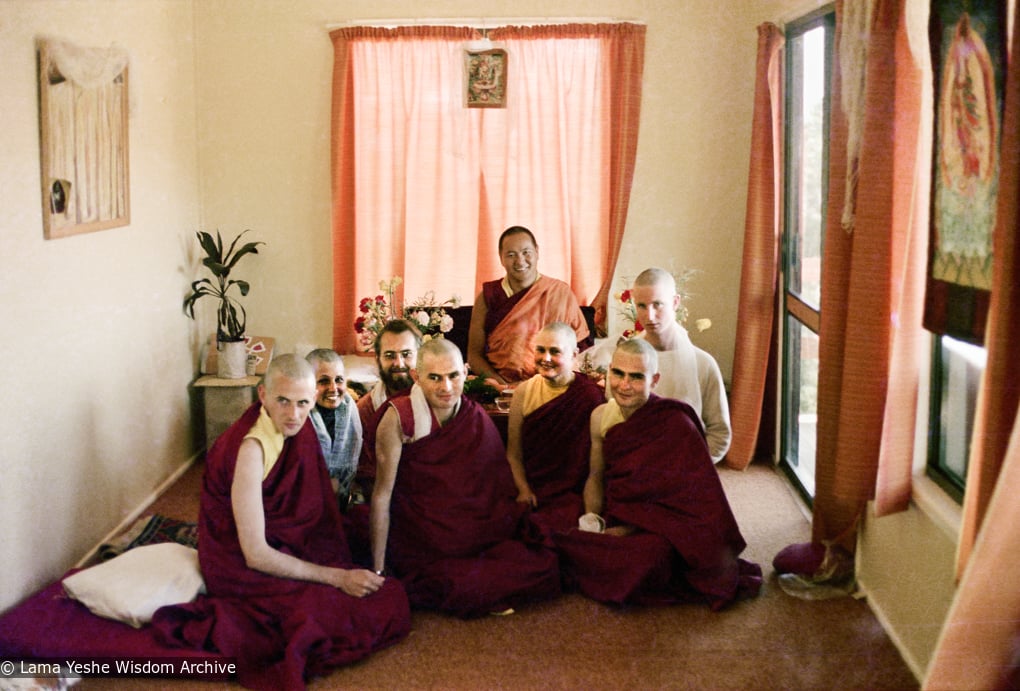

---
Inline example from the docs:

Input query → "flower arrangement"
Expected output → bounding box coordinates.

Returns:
[354,276,402,352]
[354,277,461,351]
[615,268,711,339]
[403,290,461,341]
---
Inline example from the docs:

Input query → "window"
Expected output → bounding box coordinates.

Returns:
[779,8,834,502]
[927,335,987,502]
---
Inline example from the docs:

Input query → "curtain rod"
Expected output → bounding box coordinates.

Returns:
[325,17,644,30]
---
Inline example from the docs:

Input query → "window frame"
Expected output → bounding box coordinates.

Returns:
[777,6,835,505]
[926,335,987,503]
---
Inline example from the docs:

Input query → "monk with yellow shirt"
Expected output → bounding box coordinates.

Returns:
[505,321,604,534]
[154,355,409,689]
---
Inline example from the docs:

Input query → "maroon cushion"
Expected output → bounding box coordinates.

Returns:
[772,542,827,576]
[0,571,227,676]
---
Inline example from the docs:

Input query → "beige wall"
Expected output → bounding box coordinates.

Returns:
[0,1,201,612]
[858,495,959,680]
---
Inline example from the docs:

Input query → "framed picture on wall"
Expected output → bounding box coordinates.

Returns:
[38,38,131,239]
[464,48,507,108]
[923,1,1006,344]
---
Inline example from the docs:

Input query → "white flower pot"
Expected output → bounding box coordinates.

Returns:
[217,339,248,379]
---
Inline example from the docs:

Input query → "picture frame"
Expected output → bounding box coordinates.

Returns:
[464,48,507,108]
[38,39,131,239]
[923,0,1006,344]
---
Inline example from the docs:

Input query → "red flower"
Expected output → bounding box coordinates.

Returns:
[634,321,644,332]
[620,289,631,302]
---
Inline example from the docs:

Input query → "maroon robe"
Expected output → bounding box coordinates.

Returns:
[152,403,410,690]
[520,374,605,533]
[356,386,412,485]
[344,387,413,567]
[384,394,561,617]
[555,395,762,610]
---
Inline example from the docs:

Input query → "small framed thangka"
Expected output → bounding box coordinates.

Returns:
[38,38,131,239]
[464,48,507,108]
[923,0,1006,344]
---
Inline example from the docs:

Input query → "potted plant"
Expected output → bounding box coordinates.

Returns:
[183,229,264,378]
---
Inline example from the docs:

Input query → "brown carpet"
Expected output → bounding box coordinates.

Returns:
[81,462,918,690]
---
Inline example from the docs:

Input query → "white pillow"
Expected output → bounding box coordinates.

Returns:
[63,542,205,628]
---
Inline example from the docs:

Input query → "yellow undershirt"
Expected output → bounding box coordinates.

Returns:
[243,406,285,479]
[598,399,626,439]
[519,372,571,417]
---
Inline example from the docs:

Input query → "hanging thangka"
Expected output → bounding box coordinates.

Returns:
[465,47,507,108]
[923,0,1006,345]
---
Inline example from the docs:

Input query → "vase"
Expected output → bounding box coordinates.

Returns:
[217,339,248,379]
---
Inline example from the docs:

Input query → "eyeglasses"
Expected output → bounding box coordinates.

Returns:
[380,350,415,362]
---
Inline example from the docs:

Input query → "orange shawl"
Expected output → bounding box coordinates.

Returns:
[486,276,588,382]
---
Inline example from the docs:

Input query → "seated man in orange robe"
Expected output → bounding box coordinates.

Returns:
[467,226,590,385]
[154,355,410,689]
[370,338,561,618]
[555,339,762,611]
[505,321,605,534]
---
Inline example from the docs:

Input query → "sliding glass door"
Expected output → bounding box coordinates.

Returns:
[780,9,833,501]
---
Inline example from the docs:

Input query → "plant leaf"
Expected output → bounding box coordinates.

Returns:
[196,231,220,261]
[202,257,229,278]
[223,242,263,271]
[222,229,251,263]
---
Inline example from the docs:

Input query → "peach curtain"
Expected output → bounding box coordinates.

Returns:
[726,23,784,471]
[329,24,645,352]
[810,0,928,551]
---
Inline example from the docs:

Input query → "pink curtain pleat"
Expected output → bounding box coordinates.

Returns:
[329,24,644,352]
[872,7,932,516]
[329,28,358,353]
[811,0,925,551]
[923,413,1020,689]
[726,23,784,471]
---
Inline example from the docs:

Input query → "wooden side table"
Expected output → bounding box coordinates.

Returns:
[193,375,261,446]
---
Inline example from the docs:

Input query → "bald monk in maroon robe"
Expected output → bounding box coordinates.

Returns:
[371,339,561,618]
[556,339,762,610]
[153,356,410,689]
[506,321,605,534]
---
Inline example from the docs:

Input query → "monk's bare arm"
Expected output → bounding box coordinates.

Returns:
[505,388,536,507]
[370,409,402,573]
[467,291,507,386]
[582,405,607,516]
[231,439,383,597]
